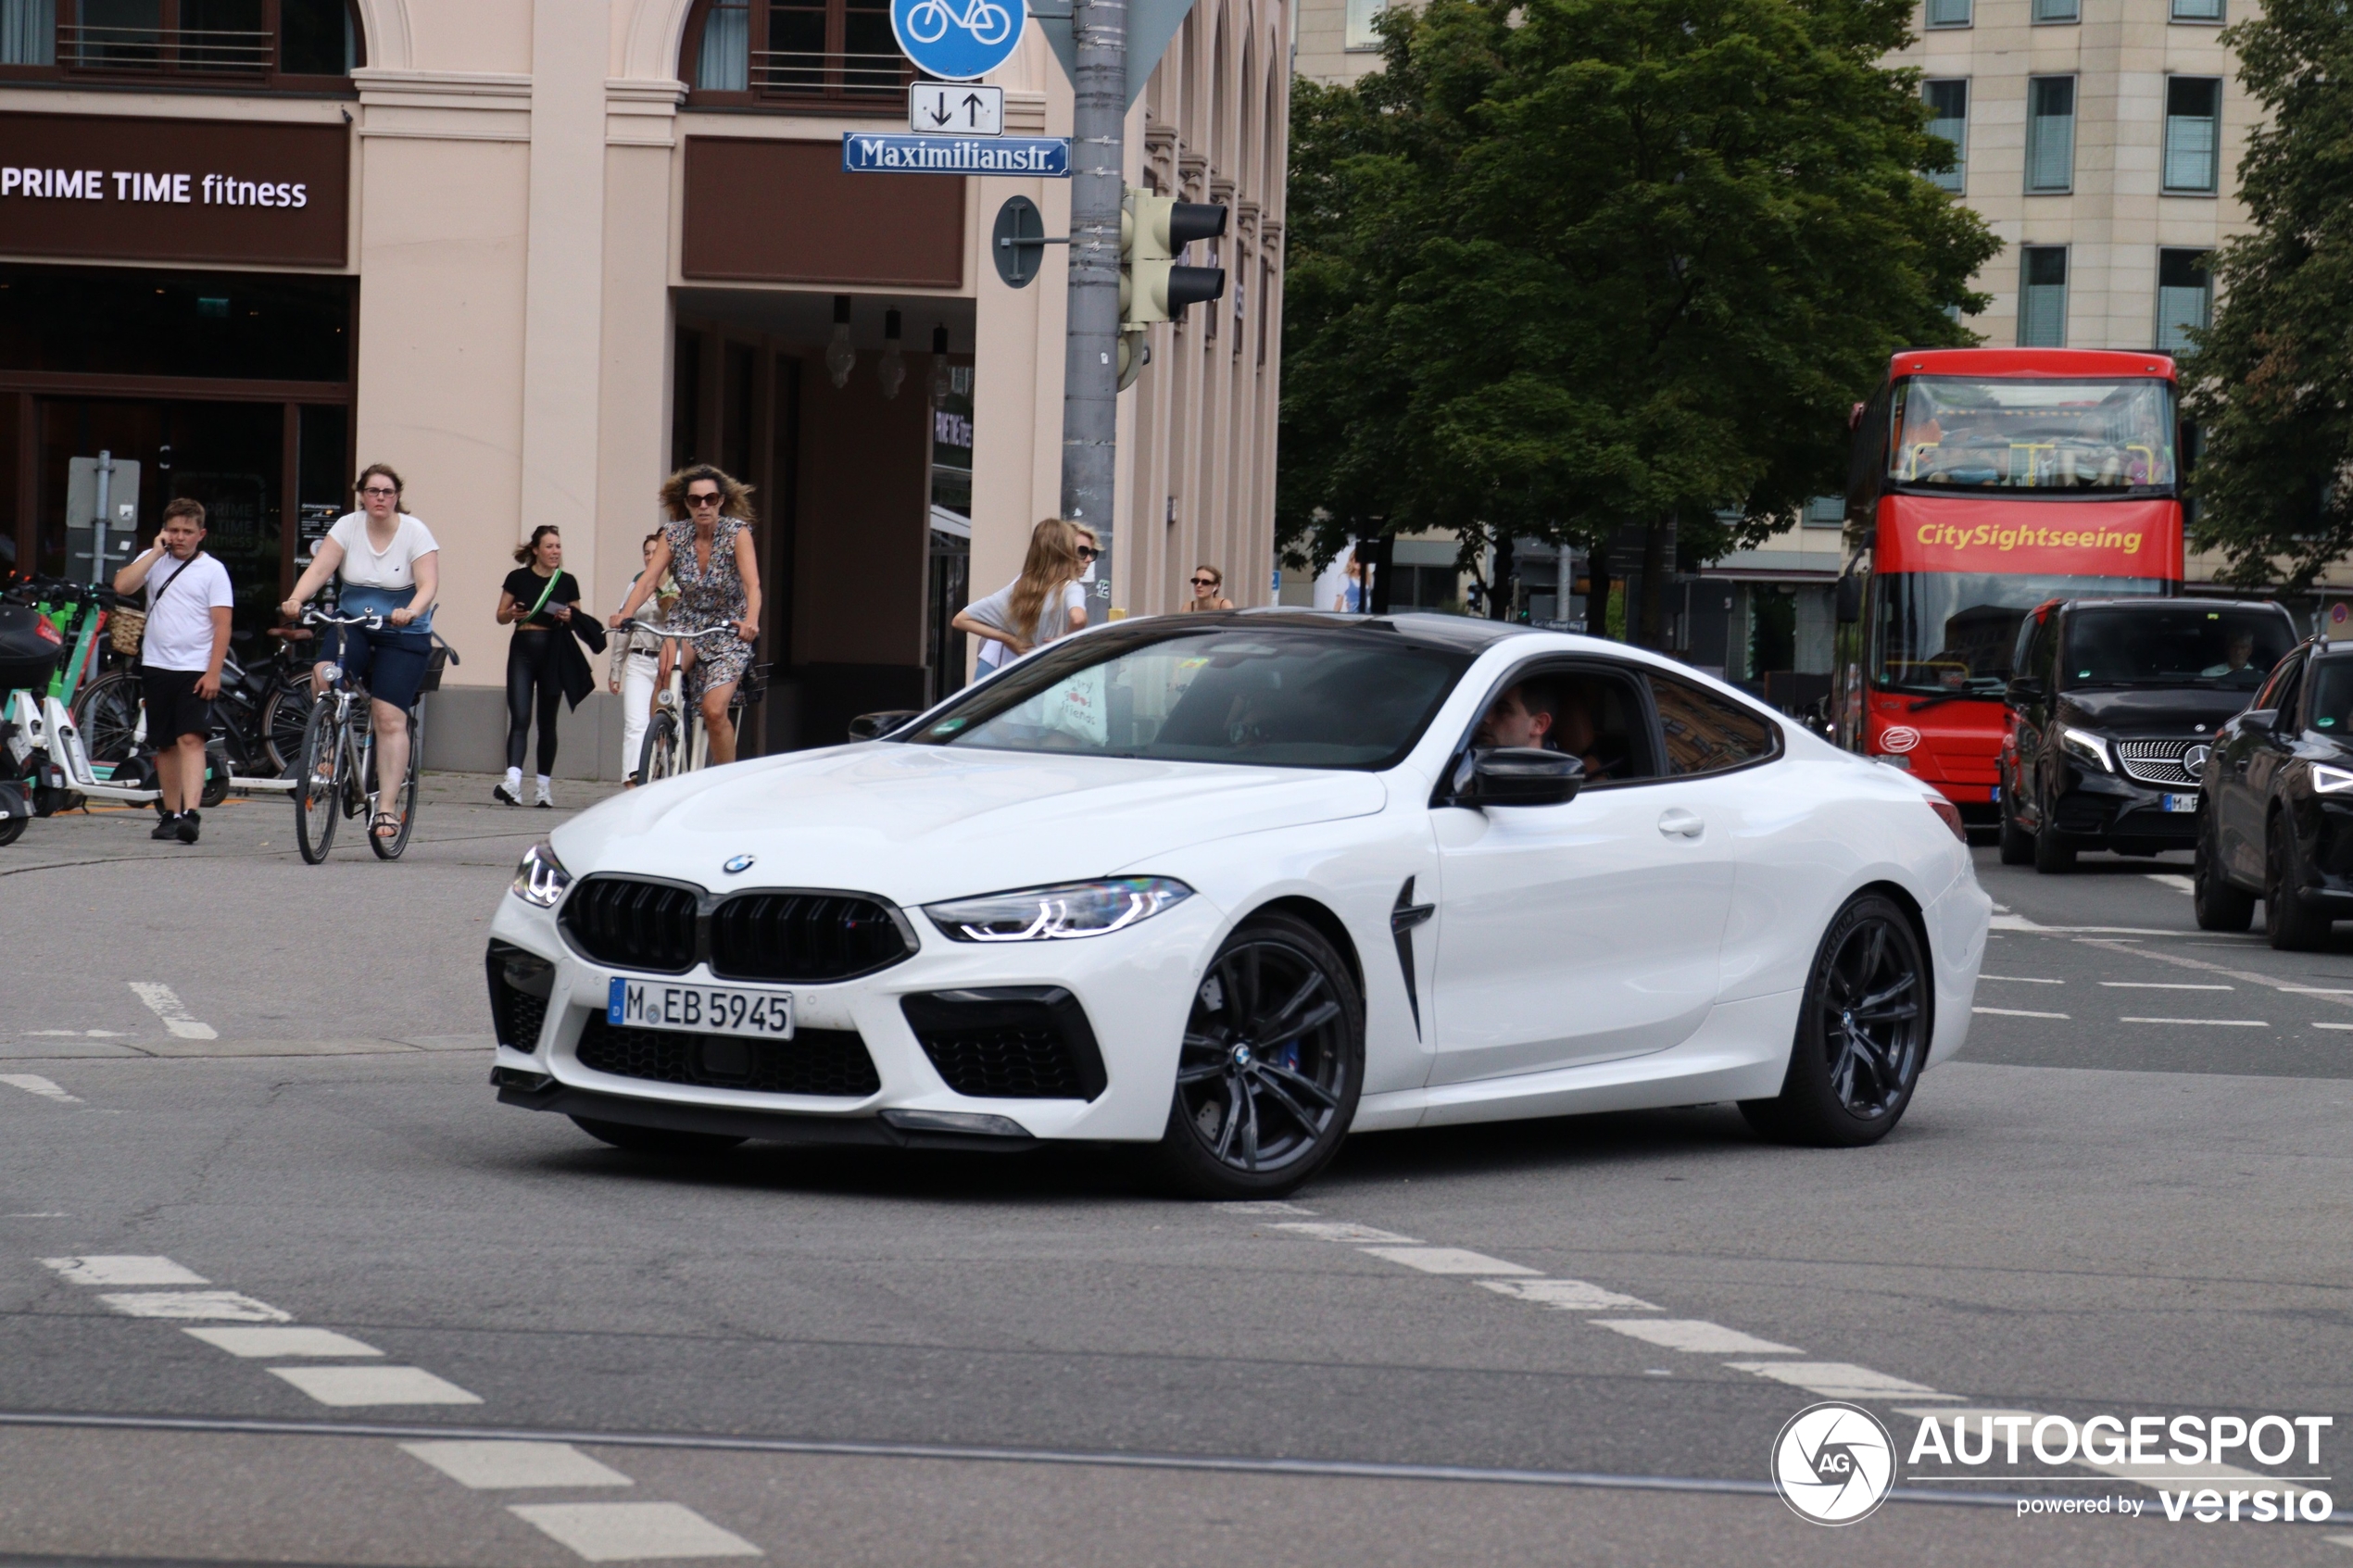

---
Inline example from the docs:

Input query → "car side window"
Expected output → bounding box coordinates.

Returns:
[2252,652,2303,717]
[1468,662,1662,787]
[1649,671,1783,777]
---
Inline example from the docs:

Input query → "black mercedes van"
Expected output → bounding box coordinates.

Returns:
[1999,597,2299,872]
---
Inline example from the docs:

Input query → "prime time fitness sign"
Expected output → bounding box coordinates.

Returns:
[0,112,348,268]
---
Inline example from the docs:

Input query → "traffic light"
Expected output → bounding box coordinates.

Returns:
[1119,187,1227,331]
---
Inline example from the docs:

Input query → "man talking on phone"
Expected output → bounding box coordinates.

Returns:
[114,497,233,844]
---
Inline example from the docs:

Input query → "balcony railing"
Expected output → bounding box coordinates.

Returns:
[58,23,272,78]
[747,48,912,104]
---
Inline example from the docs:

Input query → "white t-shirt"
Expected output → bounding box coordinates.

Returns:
[141,551,235,673]
[327,511,438,590]
[970,580,1086,672]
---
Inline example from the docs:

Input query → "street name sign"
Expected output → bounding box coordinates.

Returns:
[911,82,1004,134]
[842,133,1069,175]
[891,0,1025,81]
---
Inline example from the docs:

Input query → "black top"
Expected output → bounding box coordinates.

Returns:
[502,567,580,630]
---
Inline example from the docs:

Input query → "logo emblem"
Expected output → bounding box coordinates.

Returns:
[723,854,756,875]
[890,0,1023,82]
[1878,724,1921,754]
[1771,1401,1895,1525]
[2183,743,2212,776]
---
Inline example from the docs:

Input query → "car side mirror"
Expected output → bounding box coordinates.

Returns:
[847,709,921,742]
[1835,575,1862,625]
[2006,676,2045,706]
[1447,746,1584,808]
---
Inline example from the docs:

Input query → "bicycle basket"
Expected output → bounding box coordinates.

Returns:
[0,604,64,694]
[736,662,772,705]
[418,643,450,695]
[107,607,145,658]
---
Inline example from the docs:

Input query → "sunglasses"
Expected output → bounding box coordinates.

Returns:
[1076,546,1099,559]
[1191,576,1218,586]
[686,492,724,508]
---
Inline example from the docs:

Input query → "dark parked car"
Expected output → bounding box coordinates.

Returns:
[2195,636,2353,947]
[2001,598,2298,872]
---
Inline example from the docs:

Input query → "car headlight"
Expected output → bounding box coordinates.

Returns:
[2314,764,2353,795]
[510,840,573,908]
[925,877,1193,942]
[2058,725,2113,771]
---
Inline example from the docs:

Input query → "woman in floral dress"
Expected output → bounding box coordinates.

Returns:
[610,464,763,765]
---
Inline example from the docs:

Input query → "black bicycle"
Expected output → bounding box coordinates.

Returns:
[292,610,427,862]
[73,627,314,802]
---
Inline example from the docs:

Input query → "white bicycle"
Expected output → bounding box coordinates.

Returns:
[629,620,761,784]
[902,0,1013,45]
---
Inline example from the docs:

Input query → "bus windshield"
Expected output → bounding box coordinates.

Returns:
[1889,377,2176,492]
[1871,572,2166,697]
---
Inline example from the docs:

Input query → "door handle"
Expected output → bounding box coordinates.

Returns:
[1657,808,1704,839]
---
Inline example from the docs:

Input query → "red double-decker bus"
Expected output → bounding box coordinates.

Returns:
[1831,348,2186,821]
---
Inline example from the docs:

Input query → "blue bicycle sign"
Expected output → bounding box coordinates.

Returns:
[890,0,1022,81]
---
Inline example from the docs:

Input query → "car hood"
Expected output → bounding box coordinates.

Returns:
[549,745,1390,905]
[2057,686,2255,733]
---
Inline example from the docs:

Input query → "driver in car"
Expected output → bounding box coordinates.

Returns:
[2198,629,2263,687]
[1475,683,1615,782]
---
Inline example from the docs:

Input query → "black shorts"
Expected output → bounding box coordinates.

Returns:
[320,624,433,712]
[141,668,214,742]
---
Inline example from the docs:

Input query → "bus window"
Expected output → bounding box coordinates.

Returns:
[1890,376,2177,492]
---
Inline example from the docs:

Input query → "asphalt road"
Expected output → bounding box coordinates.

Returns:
[1,798,2347,1567]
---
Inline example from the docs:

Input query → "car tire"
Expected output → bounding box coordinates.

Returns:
[1740,893,1929,1148]
[2032,813,2075,873]
[2193,809,2255,932]
[1150,910,1364,1199]
[1998,798,2034,866]
[569,1115,747,1158]
[2264,815,2333,951]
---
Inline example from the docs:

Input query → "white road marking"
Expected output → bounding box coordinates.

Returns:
[1972,1007,2070,1019]
[2145,873,2196,893]
[21,1031,124,1038]
[1726,1361,1957,1400]
[2325,1534,2353,1550]
[2314,1022,2353,1032]
[2118,1016,2269,1027]
[1357,1246,1539,1276]
[2283,987,2353,995]
[402,1440,632,1489]
[268,1365,482,1407]
[127,984,216,1041]
[1271,1222,1420,1244]
[3,1075,82,1104]
[509,1501,761,1561]
[183,1326,382,1358]
[1977,975,2066,984]
[1592,1319,1798,1354]
[1478,1278,1659,1311]
[44,1256,207,1286]
[2099,981,2233,990]
[99,1291,289,1322]
[1211,1201,1316,1216]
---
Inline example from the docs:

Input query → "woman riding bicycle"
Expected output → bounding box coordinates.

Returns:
[279,463,438,841]
[609,465,762,766]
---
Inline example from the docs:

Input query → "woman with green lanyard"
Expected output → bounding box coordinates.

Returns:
[493,525,583,806]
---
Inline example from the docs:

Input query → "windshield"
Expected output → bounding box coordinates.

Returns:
[1871,572,2166,696]
[901,621,1473,770]
[1890,376,2177,492]
[2061,607,2295,691]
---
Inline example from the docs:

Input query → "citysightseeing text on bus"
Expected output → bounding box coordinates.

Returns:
[1913,521,2145,557]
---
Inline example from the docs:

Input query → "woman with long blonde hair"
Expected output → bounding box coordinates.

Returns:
[953,518,1091,673]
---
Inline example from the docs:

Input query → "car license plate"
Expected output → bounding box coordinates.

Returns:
[2160,793,2197,813]
[607,977,794,1039]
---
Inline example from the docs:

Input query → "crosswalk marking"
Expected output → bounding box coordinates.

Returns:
[183,1326,382,1359]
[1357,1246,1539,1276]
[98,1291,289,1322]
[43,1256,206,1286]
[1478,1278,1659,1311]
[1592,1319,1798,1354]
[267,1365,482,1407]
[510,1502,761,1561]
[402,1440,632,1489]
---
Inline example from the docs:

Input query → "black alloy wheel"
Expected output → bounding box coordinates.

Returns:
[1152,910,1363,1198]
[570,1115,746,1158]
[1742,893,1928,1148]
[2032,787,2075,872]
[2193,805,2255,932]
[1997,788,2034,867]
[2265,813,2333,951]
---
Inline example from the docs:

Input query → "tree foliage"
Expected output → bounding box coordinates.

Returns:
[1277,0,1998,634]
[2179,0,2353,590]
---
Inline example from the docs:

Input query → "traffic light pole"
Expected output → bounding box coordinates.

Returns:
[1061,0,1126,605]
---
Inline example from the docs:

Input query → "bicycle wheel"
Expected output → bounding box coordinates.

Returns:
[70,670,144,769]
[295,700,342,864]
[200,738,230,809]
[260,684,312,776]
[637,709,679,784]
[370,709,420,860]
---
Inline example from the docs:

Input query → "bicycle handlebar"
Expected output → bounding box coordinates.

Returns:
[626,619,738,640]
[302,609,386,630]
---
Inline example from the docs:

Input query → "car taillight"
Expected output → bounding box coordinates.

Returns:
[1927,797,1967,843]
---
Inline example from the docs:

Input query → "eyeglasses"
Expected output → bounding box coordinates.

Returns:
[1076,546,1099,560]
[1190,576,1218,587]
[359,486,398,497]
[686,493,723,508]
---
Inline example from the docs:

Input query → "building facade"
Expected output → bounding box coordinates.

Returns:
[0,0,1287,773]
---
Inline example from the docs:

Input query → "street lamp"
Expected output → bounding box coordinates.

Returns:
[878,309,906,400]
[824,295,856,389]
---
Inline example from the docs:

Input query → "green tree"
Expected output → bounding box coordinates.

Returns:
[1277,0,1998,639]
[2178,0,2353,590]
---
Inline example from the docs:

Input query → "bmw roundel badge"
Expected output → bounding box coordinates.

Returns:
[724,854,756,875]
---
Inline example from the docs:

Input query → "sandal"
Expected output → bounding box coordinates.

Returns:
[371,811,404,839]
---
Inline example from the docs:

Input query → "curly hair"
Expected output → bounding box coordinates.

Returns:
[659,464,757,524]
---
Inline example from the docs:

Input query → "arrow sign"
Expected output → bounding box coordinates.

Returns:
[909,82,1004,136]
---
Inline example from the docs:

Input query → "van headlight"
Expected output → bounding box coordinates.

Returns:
[510,840,573,908]
[2313,764,2353,795]
[925,877,1192,942]
[2058,726,2114,772]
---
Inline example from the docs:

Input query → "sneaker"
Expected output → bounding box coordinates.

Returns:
[493,784,523,807]
[175,810,200,845]
[150,811,182,841]
[535,782,555,809]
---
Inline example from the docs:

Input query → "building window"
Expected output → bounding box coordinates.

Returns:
[2020,246,2068,346]
[2157,248,2213,351]
[1344,0,1383,51]
[1924,0,1970,28]
[2171,0,2223,20]
[1923,79,1967,193]
[2025,76,2076,194]
[2164,77,2221,194]
[681,0,912,107]
[0,0,359,83]
[1804,495,1845,527]
[2032,0,2078,20]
